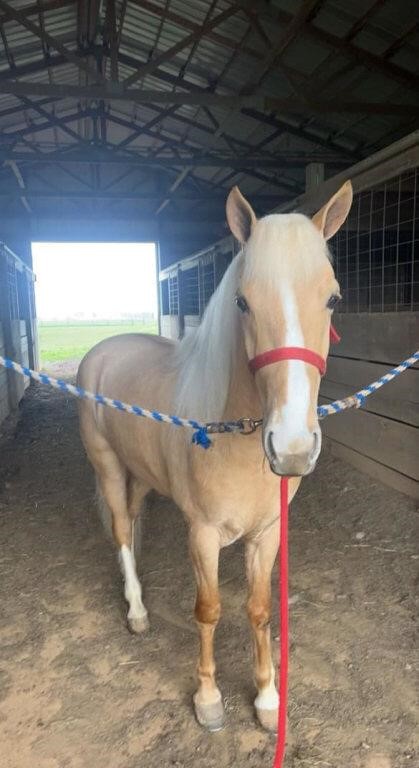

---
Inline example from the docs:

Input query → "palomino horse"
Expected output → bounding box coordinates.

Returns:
[77,181,353,733]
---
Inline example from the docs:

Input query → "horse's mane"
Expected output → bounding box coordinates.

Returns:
[174,253,243,421]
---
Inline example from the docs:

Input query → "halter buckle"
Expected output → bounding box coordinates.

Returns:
[205,417,263,435]
[238,417,263,435]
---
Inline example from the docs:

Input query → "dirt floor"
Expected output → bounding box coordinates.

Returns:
[0,373,418,768]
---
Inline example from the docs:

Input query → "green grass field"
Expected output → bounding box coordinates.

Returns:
[38,321,158,364]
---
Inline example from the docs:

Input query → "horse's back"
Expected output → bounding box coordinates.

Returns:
[77,332,175,392]
[77,332,178,436]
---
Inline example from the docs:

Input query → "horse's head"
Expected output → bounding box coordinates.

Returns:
[226,181,353,477]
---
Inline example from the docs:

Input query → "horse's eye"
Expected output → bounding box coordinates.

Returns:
[235,295,249,313]
[327,294,341,310]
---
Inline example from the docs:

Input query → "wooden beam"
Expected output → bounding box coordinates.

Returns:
[0,147,339,170]
[0,188,283,201]
[0,81,415,117]
[5,160,32,213]
[0,47,359,158]
[104,0,119,82]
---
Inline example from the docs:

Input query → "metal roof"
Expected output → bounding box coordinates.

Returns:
[0,0,417,230]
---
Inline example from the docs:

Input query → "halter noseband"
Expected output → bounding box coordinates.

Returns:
[248,325,340,377]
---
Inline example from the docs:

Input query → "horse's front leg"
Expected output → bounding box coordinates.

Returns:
[245,521,279,732]
[189,524,224,732]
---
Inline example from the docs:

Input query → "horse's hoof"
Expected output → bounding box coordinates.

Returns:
[255,706,278,732]
[194,697,225,732]
[127,614,149,634]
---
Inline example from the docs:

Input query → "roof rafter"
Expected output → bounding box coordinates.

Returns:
[123,1,245,87]
[116,50,361,158]
[244,0,324,91]
[0,82,413,117]
[103,0,119,82]
[0,185,283,202]
[0,0,73,25]
[0,0,104,83]
[244,0,419,91]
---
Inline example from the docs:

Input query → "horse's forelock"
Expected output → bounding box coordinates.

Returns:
[242,213,330,286]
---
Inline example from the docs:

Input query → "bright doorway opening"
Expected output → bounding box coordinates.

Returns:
[32,242,158,372]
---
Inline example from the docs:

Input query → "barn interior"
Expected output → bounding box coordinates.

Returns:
[0,3,418,767]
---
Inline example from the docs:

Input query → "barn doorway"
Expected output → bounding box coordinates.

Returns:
[31,242,158,375]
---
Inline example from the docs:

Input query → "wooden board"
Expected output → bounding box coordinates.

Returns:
[0,322,10,424]
[9,321,26,400]
[321,383,419,427]
[331,312,419,364]
[321,406,419,481]
[0,393,10,424]
[321,358,419,426]
[324,440,419,501]
[184,314,200,333]
[160,314,180,340]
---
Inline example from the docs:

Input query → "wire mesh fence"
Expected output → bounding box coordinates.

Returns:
[159,163,419,323]
[332,167,418,313]
[168,273,179,316]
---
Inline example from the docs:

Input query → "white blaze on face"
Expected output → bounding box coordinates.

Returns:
[268,281,315,459]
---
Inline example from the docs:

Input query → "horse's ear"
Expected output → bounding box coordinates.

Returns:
[226,186,256,244]
[312,180,353,240]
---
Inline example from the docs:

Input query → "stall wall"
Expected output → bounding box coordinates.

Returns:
[320,312,419,499]
[0,322,8,424]
[0,245,36,428]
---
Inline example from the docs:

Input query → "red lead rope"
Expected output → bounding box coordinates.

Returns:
[248,325,340,767]
[273,477,289,768]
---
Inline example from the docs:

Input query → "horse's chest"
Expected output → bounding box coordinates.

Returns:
[200,482,279,541]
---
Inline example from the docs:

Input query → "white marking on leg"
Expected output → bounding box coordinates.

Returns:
[255,664,278,711]
[119,544,147,621]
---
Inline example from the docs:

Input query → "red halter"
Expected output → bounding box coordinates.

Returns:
[249,324,339,377]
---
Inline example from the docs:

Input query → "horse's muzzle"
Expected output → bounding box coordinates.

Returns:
[265,428,321,477]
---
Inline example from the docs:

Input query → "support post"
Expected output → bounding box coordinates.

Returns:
[305,162,324,192]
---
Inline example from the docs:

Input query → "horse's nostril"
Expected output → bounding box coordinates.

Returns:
[311,430,318,457]
[267,431,276,461]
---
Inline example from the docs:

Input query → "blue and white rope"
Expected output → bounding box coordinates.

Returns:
[317,351,419,418]
[0,354,212,446]
[1,351,418,447]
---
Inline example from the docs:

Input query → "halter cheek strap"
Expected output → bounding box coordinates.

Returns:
[248,324,339,377]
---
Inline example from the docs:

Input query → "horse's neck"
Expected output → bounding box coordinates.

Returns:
[223,333,261,422]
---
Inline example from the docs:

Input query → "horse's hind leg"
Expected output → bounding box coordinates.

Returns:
[95,453,150,634]
[123,475,150,633]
